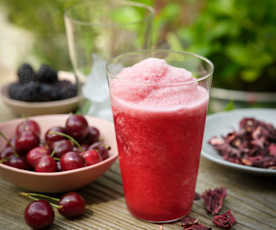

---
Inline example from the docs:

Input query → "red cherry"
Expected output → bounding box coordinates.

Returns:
[35,155,57,172]
[89,142,110,160]
[65,115,89,141]
[16,119,41,137]
[0,147,14,160]
[52,140,73,157]
[27,146,50,167]
[60,151,84,171]
[24,200,54,230]
[4,155,29,170]
[81,126,100,145]
[45,126,66,147]
[58,192,85,218]
[15,130,39,155]
[82,150,102,166]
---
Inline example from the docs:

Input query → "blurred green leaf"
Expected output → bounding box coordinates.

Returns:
[224,101,235,111]
[75,99,91,115]
[167,33,182,51]
[241,69,260,82]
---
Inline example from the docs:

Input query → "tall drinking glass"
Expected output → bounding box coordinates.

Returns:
[64,0,154,119]
[107,50,213,223]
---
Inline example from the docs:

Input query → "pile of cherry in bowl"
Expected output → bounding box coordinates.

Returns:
[0,114,110,172]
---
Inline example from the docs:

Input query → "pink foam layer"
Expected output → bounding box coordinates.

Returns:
[110,58,208,112]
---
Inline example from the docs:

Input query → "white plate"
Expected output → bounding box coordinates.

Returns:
[202,108,276,175]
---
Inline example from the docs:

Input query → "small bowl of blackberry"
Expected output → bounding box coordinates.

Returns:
[1,63,82,116]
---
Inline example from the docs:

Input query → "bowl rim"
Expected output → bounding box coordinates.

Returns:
[1,83,83,108]
[0,114,118,176]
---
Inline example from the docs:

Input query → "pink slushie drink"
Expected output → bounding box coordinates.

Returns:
[110,57,209,222]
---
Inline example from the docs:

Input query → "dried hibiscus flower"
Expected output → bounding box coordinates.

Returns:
[182,216,211,230]
[209,117,276,169]
[213,210,236,229]
[201,187,227,215]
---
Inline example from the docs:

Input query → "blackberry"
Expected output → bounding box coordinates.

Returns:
[10,81,41,102]
[21,81,41,102]
[55,80,78,100]
[37,64,58,83]
[8,82,24,100]
[17,63,36,84]
[39,83,54,101]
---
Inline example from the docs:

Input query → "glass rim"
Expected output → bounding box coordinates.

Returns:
[107,49,214,87]
[64,0,155,27]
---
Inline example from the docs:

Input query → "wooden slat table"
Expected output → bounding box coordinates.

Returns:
[0,99,275,230]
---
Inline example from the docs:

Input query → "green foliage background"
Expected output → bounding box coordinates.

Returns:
[1,0,276,91]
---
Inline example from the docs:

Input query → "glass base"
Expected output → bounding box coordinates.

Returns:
[132,214,187,224]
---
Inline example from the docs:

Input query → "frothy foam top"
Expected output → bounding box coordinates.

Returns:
[110,58,208,110]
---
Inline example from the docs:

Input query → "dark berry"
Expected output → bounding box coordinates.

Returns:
[82,150,102,166]
[45,126,66,147]
[35,155,57,172]
[45,82,62,101]
[65,115,89,141]
[17,63,36,84]
[27,146,50,167]
[16,119,41,137]
[56,80,78,100]
[24,200,54,230]
[60,151,84,171]
[8,82,25,100]
[38,83,53,101]
[37,64,58,83]
[52,140,73,158]
[20,81,41,102]
[15,130,40,155]
[58,192,85,218]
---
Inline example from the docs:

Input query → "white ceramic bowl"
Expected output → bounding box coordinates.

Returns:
[202,108,276,175]
[0,115,118,192]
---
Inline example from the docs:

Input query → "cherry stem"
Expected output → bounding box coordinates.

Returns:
[0,132,19,157]
[0,158,7,163]
[50,131,84,152]
[20,192,62,209]
[50,149,56,157]
[54,157,60,161]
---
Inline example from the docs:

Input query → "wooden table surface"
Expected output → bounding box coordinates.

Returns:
[0,99,275,230]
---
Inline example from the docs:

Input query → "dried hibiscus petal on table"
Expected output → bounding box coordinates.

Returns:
[201,187,227,215]
[209,117,276,169]
[182,216,211,230]
[269,144,276,156]
[213,210,236,229]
